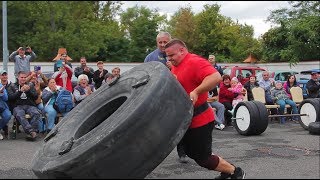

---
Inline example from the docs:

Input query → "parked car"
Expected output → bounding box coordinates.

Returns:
[223,65,266,85]
[296,69,320,99]
[256,70,299,83]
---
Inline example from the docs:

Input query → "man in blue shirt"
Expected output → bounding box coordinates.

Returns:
[208,55,223,75]
[144,31,172,69]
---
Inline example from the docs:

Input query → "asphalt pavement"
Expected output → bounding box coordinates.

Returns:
[0,120,319,179]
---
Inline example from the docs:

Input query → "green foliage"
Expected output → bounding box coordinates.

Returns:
[119,5,166,62]
[263,1,320,64]
[1,1,317,64]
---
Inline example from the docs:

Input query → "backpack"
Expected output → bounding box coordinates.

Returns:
[53,89,74,113]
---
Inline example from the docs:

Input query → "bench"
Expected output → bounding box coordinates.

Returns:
[251,86,304,119]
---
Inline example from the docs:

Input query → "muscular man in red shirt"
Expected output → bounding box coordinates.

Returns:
[165,39,245,179]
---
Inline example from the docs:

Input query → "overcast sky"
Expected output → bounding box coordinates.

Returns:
[121,1,291,38]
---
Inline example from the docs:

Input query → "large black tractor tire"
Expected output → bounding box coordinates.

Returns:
[308,121,320,135]
[31,62,194,179]
[298,98,320,130]
[233,101,268,136]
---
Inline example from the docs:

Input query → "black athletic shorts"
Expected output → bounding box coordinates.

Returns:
[181,121,214,161]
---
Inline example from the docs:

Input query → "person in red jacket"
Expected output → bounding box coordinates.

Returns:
[52,60,73,92]
[218,74,238,127]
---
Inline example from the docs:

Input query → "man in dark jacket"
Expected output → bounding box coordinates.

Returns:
[7,71,41,141]
[306,71,320,98]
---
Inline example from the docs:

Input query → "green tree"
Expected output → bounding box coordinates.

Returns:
[120,5,166,62]
[167,6,196,51]
[191,4,258,63]
[263,1,320,64]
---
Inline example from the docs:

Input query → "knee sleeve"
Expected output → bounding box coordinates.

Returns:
[196,154,220,170]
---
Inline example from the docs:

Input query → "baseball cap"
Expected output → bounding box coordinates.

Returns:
[56,60,63,68]
[311,71,318,75]
[0,70,7,75]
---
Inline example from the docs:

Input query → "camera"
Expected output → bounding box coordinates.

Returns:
[34,66,41,72]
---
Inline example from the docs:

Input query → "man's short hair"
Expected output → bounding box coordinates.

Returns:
[209,55,215,59]
[97,61,104,65]
[157,31,171,40]
[18,71,28,76]
[164,39,187,49]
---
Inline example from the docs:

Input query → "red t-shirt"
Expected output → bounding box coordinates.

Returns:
[171,53,217,128]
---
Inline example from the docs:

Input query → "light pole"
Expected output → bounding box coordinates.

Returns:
[2,1,9,72]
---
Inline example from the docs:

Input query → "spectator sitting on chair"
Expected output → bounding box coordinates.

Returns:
[40,78,68,134]
[7,71,41,141]
[306,71,320,98]
[0,82,12,140]
[0,70,14,136]
[259,71,277,116]
[229,77,245,107]
[283,75,300,100]
[73,74,95,106]
[208,86,225,130]
[271,81,299,124]
[244,75,259,101]
[218,74,237,127]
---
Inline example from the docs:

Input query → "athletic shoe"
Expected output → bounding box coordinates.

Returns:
[231,167,246,179]
[215,124,225,130]
[178,155,188,163]
[215,167,245,179]
[0,133,3,140]
[214,172,231,179]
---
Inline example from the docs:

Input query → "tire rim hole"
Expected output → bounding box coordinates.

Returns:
[74,96,127,139]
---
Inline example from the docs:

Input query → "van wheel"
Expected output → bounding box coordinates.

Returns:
[308,122,320,135]
[298,98,320,130]
[233,101,268,136]
[31,62,194,179]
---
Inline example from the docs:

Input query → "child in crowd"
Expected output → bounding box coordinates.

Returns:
[271,81,299,124]
[229,77,244,107]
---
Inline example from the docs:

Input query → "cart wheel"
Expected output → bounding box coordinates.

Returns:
[298,98,320,130]
[308,121,320,135]
[233,101,268,136]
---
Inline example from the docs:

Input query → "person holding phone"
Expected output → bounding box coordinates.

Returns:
[26,66,48,91]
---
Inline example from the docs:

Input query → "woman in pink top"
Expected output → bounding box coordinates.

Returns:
[283,75,299,99]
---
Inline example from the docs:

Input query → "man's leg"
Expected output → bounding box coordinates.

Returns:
[183,122,245,179]
[177,137,188,163]
[26,106,41,133]
[13,106,33,134]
